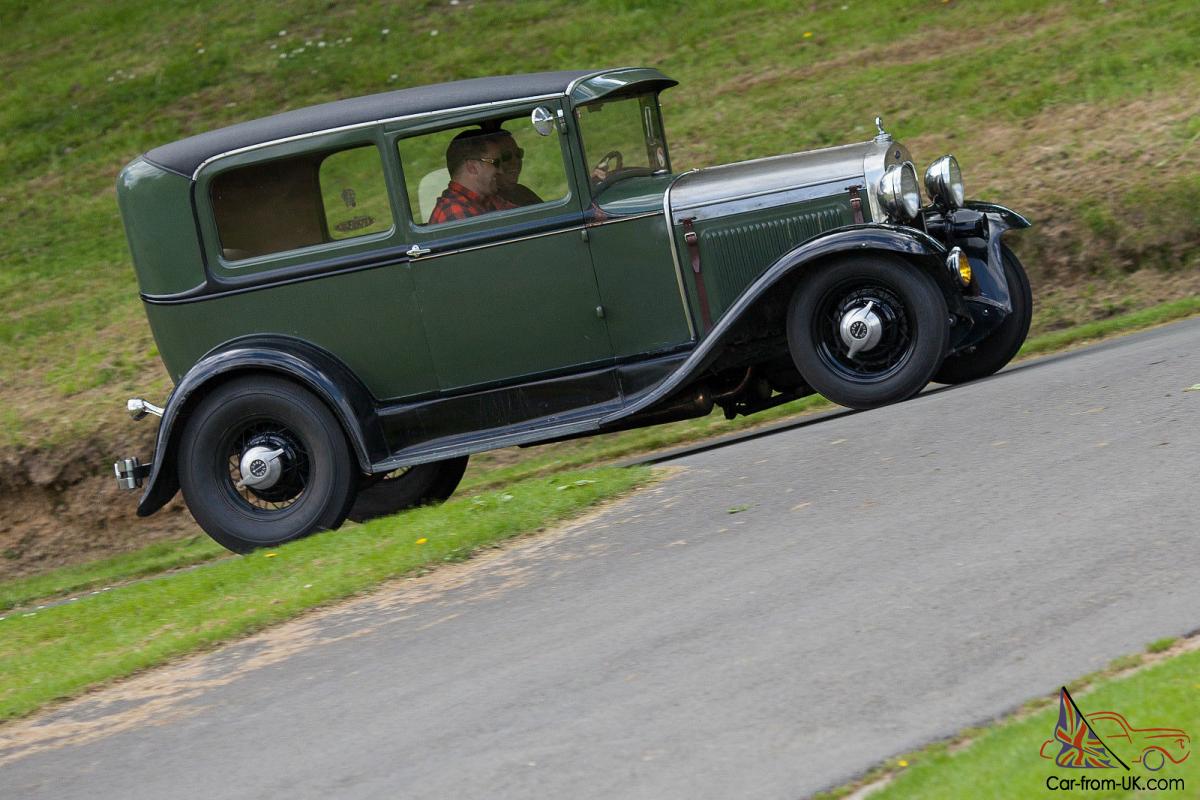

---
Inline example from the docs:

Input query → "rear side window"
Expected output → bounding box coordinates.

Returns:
[211,145,393,261]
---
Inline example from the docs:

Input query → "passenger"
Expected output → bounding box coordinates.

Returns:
[493,129,543,207]
[428,130,517,224]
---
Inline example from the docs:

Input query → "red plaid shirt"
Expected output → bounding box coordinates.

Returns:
[428,181,517,225]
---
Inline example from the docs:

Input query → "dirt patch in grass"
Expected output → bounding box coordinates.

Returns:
[0,435,198,580]
[908,87,1200,280]
[1030,267,1200,335]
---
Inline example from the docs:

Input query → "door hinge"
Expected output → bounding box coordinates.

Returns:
[848,185,865,225]
[679,217,714,331]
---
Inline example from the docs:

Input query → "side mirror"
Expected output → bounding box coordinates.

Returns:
[531,106,555,137]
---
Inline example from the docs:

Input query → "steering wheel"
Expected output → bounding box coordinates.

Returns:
[591,150,624,183]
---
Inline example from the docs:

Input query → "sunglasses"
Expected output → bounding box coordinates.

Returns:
[472,148,525,167]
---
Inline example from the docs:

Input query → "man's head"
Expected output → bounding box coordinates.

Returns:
[446,129,504,197]
[492,130,525,194]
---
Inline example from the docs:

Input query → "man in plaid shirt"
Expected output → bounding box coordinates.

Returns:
[428,130,518,224]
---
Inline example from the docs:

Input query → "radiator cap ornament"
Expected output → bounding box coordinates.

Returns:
[874,116,892,143]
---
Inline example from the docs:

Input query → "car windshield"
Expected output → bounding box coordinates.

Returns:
[575,92,670,193]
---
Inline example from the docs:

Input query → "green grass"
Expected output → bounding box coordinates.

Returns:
[836,647,1200,799]
[1,0,1199,453]
[1018,296,1200,358]
[0,465,651,721]
[0,535,228,612]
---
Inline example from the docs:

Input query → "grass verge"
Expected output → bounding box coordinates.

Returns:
[5,299,1199,611]
[821,640,1200,799]
[0,535,228,612]
[1018,295,1200,358]
[0,465,652,722]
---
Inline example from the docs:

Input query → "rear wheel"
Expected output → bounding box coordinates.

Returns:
[787,254,949,410]
[934,244,1032,384]
[178,376,357,553]
[347,456,469,524]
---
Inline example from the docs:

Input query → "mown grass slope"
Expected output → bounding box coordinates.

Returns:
[1,0,1197,565]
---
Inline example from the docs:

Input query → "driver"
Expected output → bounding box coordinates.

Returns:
[428,130,517,224]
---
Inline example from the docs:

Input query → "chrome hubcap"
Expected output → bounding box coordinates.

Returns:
[238,445,286,490]
[838,300,884,358]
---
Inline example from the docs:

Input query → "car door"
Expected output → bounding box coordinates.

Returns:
[393,104,615,393]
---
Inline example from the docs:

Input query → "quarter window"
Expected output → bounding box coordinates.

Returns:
[211,144,393,261]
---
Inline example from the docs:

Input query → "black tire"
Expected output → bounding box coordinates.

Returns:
[424,455,469,503]
[347,456,469,524]
[178,375,357,553]
[787,254,949,410]
[934,244,1032,384]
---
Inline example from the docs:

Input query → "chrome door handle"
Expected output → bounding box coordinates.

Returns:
[406,244,431,258]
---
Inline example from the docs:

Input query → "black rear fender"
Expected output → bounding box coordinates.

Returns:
[136,336,384,517]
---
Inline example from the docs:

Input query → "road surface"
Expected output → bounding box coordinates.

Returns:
[2,318,1198,799]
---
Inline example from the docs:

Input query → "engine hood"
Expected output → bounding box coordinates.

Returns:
[667,138,910,223]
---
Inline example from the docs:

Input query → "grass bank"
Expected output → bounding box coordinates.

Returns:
[824,639,1200,799]
[2,0,1199,457]
[0,465,652,721]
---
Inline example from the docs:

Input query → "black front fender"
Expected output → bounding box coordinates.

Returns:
[135,336,384,517]
[602,224,953,423]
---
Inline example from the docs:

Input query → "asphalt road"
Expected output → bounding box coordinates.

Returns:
[3,318,1198,799]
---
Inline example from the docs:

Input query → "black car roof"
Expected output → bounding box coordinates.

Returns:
[144,70,596,177]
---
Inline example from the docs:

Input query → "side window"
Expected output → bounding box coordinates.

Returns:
[211,144,392,260]
[320,147,393,241]
[398,118,568,227]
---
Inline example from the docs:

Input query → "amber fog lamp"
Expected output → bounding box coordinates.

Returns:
[946,246,972,286]
[924,155,965,208]
[878,162,921,222]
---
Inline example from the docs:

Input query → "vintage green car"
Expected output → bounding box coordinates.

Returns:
[114,67,1031,552]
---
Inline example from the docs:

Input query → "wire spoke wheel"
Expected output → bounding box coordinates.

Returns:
[222,420,311,512]
[179,376,355,553]
[814,283,913,382]
[933,243,1032,384]
[787,254,949,410]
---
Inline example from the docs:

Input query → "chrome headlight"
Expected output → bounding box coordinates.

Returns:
[878,162,921,222]
[924,155,964,208]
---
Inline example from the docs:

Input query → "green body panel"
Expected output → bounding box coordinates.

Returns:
[144,265,438,399]
[595,175,672,215]
[682,196,856,320]
[409,228,612,391]
[586,214,692,358]
[116,159,206,296]
[123,68,866,413]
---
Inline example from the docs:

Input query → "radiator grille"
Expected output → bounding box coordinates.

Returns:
[699,203,849,314]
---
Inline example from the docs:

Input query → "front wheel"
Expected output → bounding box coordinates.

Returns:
[787,254,949,410]
[178,376,357,553]
[1141,748,1166,772]
[934,244,1032,384]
